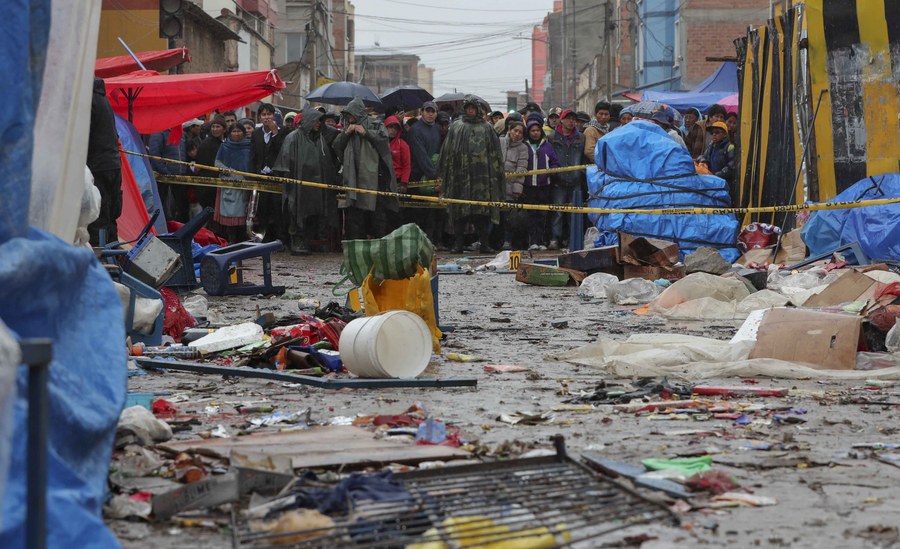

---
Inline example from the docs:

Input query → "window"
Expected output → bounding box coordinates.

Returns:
[285,32,306,63]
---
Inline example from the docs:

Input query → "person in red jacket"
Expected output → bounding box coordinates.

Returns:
[385,115,410,192]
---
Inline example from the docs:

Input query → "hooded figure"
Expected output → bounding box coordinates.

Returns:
[272,107,341,255]
[87,77,123,244]
[332,97,399,240]
[438,95,505,253]
[384,115,411,185]
[213,124,252,243]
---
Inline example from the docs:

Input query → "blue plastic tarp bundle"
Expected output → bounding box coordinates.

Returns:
[801,173,900,261]
[0,230,126,548]
[586,120,741,262]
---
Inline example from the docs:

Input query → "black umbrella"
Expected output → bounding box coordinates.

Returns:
[306,81,382,109]
[434,92,491,114]
[380,85,434,109]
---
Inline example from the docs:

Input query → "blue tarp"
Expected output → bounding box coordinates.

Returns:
[0,0,50,243]
[642,62,737,113]
[801,174,900,262]
[587,120,741,262]
[115,114,167,235]
[0,231,126,548]
[0,1,127,546]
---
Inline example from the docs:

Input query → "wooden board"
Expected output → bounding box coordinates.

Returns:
[159,426,470,470]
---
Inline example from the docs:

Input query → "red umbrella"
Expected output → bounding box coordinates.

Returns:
[104,69,286,135]
[95,48,191,78]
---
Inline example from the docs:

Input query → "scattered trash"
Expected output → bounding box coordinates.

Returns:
[711,492,777,507]
[446,353,484,363]
[415,418,447,445]
[516,263,586,287]
[117,405,173,445]
[483,364,529,373]
[685,471,742,495]
[606,278,662,305]
[641,456,713,477]
[577,272,620,298]
[497,411,555,425]
[192,322,264,354]
[340,311,432,378]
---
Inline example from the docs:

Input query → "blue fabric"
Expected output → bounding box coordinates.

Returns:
[801,174,900,261]
[115,115,167,234]
[0,229,127,548]
[587,120,740,261]
[642,63,737,112]
[0,0,50,242]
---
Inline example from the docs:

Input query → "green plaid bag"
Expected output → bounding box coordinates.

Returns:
[334,223,434,295]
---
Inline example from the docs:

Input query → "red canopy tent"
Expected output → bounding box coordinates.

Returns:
[95,48,191,78]
[104,69,286,136]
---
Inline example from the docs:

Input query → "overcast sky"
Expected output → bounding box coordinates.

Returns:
[352,0,555,109]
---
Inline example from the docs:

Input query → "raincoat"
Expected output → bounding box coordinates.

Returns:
[385,115,411,184]
[332,98,399,212]
[272,107,340,226]
[438,95,505,224]
[500,134,529,198]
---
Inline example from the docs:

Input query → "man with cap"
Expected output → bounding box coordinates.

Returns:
[333,97,399,240]
[405,100,444,244]
[323,111,340,128]
[490,111,505,125]
[699,121,736,189]
[544,108,561,136]
[547,109,586,250]
[439,95,505,254]
[583,101,611,163]
[575,112,591,134]
[284,112,298,131]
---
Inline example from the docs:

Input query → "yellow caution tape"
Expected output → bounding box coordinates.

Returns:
[128,150,900,216]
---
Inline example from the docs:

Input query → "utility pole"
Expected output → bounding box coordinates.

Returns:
[525,78,530,103]
[571,0,577,110]
[562,1,567,109]
[309,1,318,92]
[605,0,612,101]
[630,2,638,90]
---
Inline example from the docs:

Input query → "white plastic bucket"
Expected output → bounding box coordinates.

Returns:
[339,311,432,378]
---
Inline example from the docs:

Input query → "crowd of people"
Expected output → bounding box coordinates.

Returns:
[122,93,738,255]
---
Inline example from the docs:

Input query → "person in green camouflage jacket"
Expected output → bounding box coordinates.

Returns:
[438,95,505,253]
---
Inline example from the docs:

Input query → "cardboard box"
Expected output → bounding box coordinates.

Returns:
[737,230,808,266]
[749,308,863,370]
[623,264,686,282]
[618,232,679,267]
[556,245,623,278]
[516,263,587,287]
[802,270,877,308]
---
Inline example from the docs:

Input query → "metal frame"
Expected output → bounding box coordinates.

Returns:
[134,358,477,389]
[20,338,53,549]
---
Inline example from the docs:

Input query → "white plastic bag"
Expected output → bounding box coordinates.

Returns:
[887,319,900,354]
[182,294,209,319]
[582,227,600,250]
[606,278,662,305]
[578,272,620,298]
[652,273,750,310]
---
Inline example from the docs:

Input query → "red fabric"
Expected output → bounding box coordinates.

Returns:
[875,282,900,302]
[385,116,411,183]
[95,48,191,78]
[116,142,153,242]
[166,220,228,247]
[104,69,286,136]
[159,287,196,340]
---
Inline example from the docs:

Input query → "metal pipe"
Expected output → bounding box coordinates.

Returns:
[117,37,148,71]
[22,339,53,549]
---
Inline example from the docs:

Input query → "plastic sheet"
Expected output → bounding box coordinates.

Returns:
[554,333,900,381]
[0,230,126,548]
[606,278,662,305]
[578,272,619,299]
[586,120,741,262]
[0,321,19,528]
[28,0,102,243]
[801,173,900,261]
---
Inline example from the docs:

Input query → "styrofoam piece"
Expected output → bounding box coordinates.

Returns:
[193,322,264,354]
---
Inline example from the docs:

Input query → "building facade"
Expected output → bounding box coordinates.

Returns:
[355,53,419,94]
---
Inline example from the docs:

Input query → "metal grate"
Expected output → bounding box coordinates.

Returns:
[235,438,678,548]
